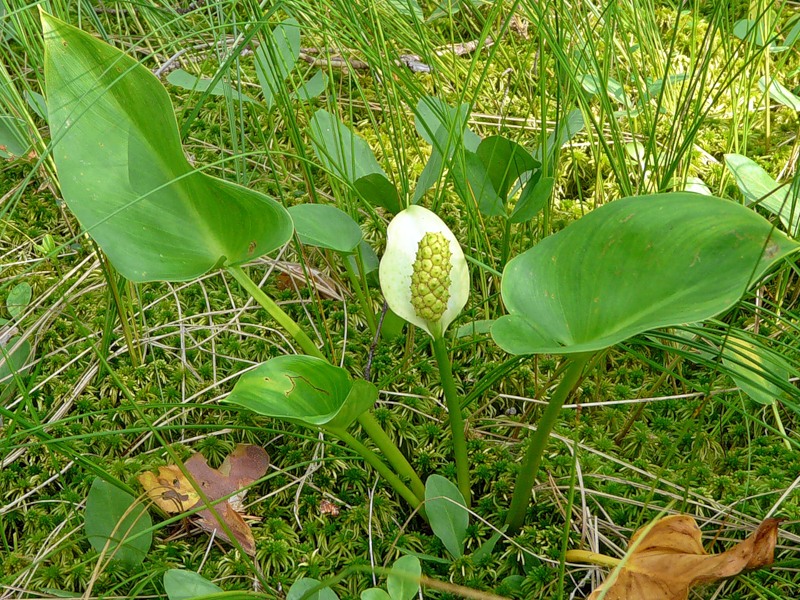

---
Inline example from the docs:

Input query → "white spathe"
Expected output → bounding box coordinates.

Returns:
[379,205,469,338]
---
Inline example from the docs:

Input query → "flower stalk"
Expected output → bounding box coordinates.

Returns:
[379,205,472,505]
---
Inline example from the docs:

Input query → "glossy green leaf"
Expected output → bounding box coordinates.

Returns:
[386,556,421,600]
[580,73,630,107]
[166,69,257,103]
[722,334,791,406]
[724,153,799,236]
[84,477,152,567]
[452,151,504,217]
[471,530,503,564]
[733,19,771,47]
[413,96,479,202]
[684,176,712,196]
[537,108,584,164]
[455,319,494,338]
[361,589,392,600]
[164,569,223,600]
[346,240,380,286]
[291,70,328,102]
[255,18,300,109]
[42,13,293,282]
[379,307,406,341]
[354,173,403,214]
[414,96,480,153]
[289,204,363,253]
[759,76,800,111]
[25,90,48,121]
[6,282,31,320]
[425,475,468,558]
[428,0,485,20]
[510,174,553,223]
[646,74,688,97]
[287,578,339,600]
[493,193,800,355]
[310,109,386,185]
[224,355,377,430]
[0,115,31,158]
[476,136,537,200]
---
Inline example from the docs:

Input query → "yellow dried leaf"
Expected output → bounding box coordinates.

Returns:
[589,515,780,600]
[137,464,199,513]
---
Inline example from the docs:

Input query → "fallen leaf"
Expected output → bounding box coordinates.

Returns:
[589,515,780,600]
[138,464,199,512]
[273,261,344,300]
[138,444,269,555]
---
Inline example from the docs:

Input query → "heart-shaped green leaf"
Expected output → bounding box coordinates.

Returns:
[85,477,152,567]
[6,282,32,320]
[0,334,32,402]
[536,108,584,164]
[288,204,363,253]
[291,70,328,102]
[42,13,293,282]
[493,193,800,355]
[224,355,377,430]
[413,96,480,202]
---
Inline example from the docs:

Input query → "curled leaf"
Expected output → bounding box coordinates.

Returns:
[589,515,780,600]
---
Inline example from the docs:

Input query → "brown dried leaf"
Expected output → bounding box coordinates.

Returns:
[273,261,344,300]
[589,515,780,600]
[138,444,269,555]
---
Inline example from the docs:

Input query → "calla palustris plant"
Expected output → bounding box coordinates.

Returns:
[379,205,472,504]
[492,192,800,533]
[43,12,426,510]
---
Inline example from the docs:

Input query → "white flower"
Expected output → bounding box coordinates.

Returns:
[379,205,469,339]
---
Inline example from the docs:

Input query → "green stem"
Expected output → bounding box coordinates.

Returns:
[771,402,791,451]
[332,428,422,513]
[432,335,471,507]
[357,412,425,501]
[343,255,378,337]
[227,264,325,360]
[505,352,593,534]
